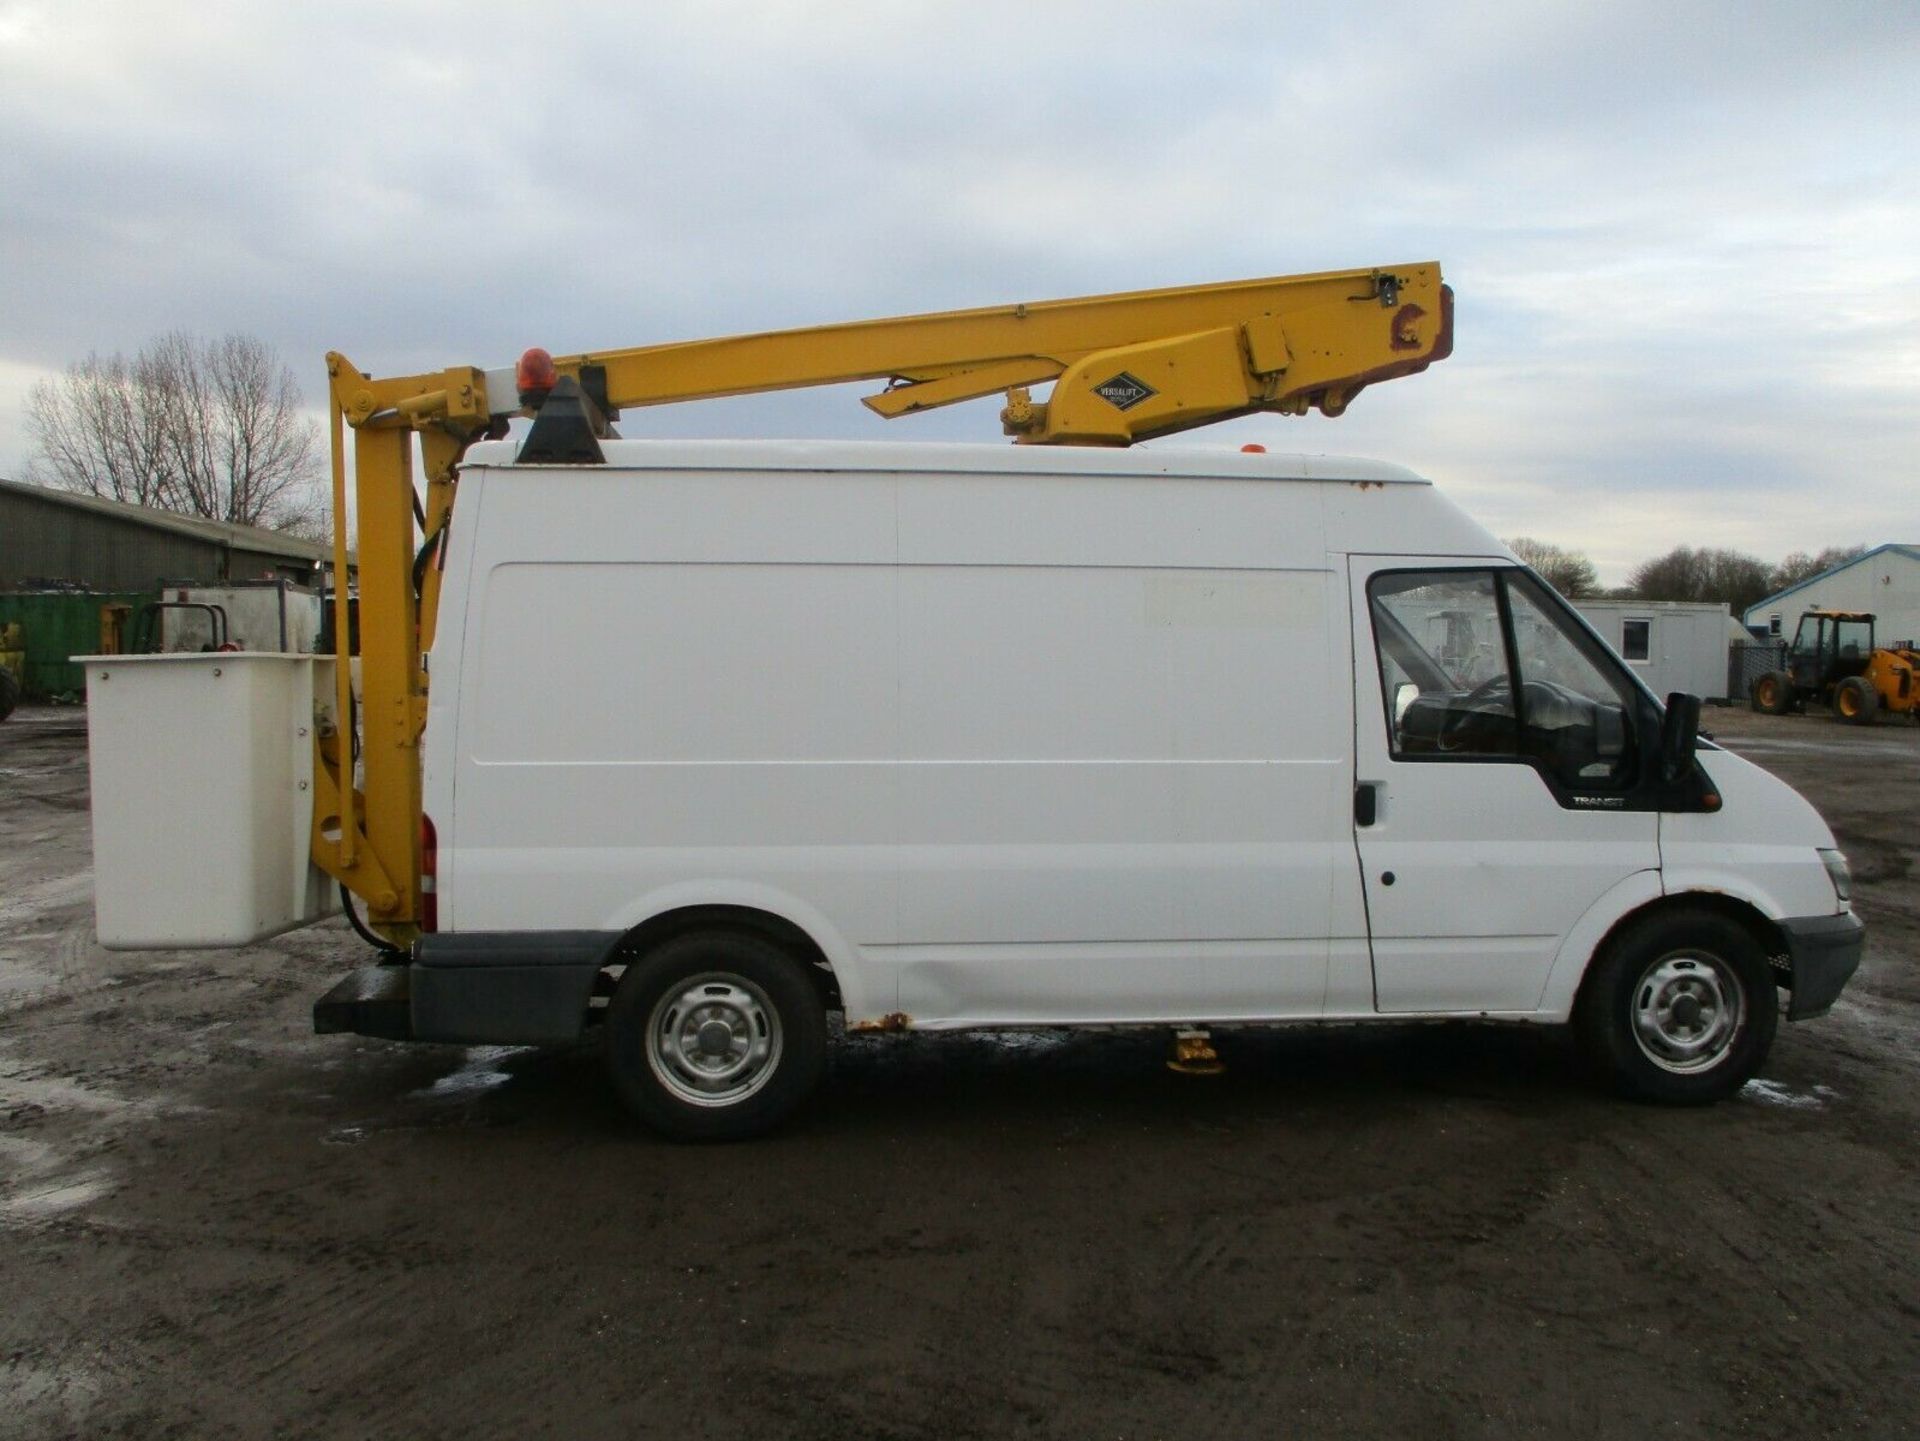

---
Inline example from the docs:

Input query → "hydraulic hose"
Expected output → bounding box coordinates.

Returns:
[339,882,404,959]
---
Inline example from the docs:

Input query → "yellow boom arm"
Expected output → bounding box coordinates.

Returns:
[318,263,1452,940]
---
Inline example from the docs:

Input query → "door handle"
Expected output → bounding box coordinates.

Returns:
[1354,783,1380,827]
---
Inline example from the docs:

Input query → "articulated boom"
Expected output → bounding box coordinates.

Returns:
[317,263,1452,940]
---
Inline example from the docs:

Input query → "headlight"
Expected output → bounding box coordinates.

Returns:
[1819,848,1851,907]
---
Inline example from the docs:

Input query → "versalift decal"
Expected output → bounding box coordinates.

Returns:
[1091,372,1157,411]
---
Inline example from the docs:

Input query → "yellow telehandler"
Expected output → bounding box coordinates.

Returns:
[1751,610,1920,724]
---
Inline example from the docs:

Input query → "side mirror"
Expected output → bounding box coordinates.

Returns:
[1659,692,1701,782]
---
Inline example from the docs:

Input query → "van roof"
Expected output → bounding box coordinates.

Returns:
[461,438,1428,485]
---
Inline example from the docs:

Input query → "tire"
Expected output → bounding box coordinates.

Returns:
[604,930,827,1141]
[1574,907,1779,1104]
[1833,675,1878,725]
[1751,671,1793,715]
[0,665,16,723]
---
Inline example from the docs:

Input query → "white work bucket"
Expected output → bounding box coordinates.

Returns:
[82,653,339,947]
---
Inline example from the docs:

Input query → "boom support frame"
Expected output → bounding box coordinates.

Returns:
[319,263,1452,941]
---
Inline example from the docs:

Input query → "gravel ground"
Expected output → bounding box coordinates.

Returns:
[1,701,1916,1439]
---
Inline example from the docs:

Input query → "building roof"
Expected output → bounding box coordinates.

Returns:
[0,475,329,562]
[1575,599,1730,614]
[1742,543,1920,623]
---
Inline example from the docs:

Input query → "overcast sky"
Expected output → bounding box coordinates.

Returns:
[2,1,1913,584]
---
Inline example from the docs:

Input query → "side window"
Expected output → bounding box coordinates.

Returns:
[1369,571,1517,758]
[1621,618,1651,662]
[1503,576,1637,787]
[1369,569,1638,789]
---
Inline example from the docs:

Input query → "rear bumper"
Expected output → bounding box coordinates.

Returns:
[313,931,620,1045]
[1780,912,1865,1021]
[313,963,411,1040]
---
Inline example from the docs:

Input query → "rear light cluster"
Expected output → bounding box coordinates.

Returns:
[421,814,438,933]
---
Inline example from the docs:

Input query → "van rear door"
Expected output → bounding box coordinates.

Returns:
[1347,559,1657,1013]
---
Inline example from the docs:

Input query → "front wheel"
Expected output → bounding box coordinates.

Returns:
[604,930,827,1141]
[1575,908,1779,1104]
[1833,675,1878,725]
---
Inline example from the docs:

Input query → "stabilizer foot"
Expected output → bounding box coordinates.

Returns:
[1166,1028,1224,1076]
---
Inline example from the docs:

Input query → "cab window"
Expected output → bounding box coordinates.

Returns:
[1370,569,1637,789]
[1370,572,1516,757]
[1835,619,1872,659]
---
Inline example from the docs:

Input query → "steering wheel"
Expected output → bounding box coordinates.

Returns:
[1438,674,1511,752]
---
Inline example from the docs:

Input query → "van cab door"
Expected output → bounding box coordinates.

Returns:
[1347,559,1658,1013]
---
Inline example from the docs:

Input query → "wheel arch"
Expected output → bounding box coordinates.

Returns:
[1537,875,1788,1021]
[603,886,872,1018]
[1584,893,1789,1013]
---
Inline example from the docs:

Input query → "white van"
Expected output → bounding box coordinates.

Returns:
[318,438,1862,1137]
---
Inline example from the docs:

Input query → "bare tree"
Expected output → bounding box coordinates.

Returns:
[1629,545,1774,614]
[1506,537,1600,598]
[25,349,175,509]
[26,332,322,535]
[1769,545,1866,595]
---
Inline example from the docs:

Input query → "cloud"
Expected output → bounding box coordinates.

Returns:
[0,0,1914,583]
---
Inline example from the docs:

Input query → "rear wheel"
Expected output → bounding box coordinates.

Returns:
[1751,671,1793,715]
[604,930,827,1141]
[1575,908,1778,1104]
[1833,675,1878,725]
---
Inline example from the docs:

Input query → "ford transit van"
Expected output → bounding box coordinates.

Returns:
[318,439,1862,1137]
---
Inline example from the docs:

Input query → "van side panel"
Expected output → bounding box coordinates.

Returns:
[437,458,1424,1027]
[881,564,1350,1022]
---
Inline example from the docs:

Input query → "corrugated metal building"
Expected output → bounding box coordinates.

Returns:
[1743,544,1920,649]
[0,476,328,590]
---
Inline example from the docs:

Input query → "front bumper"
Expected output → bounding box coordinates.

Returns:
[1780,912,1866,1021]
